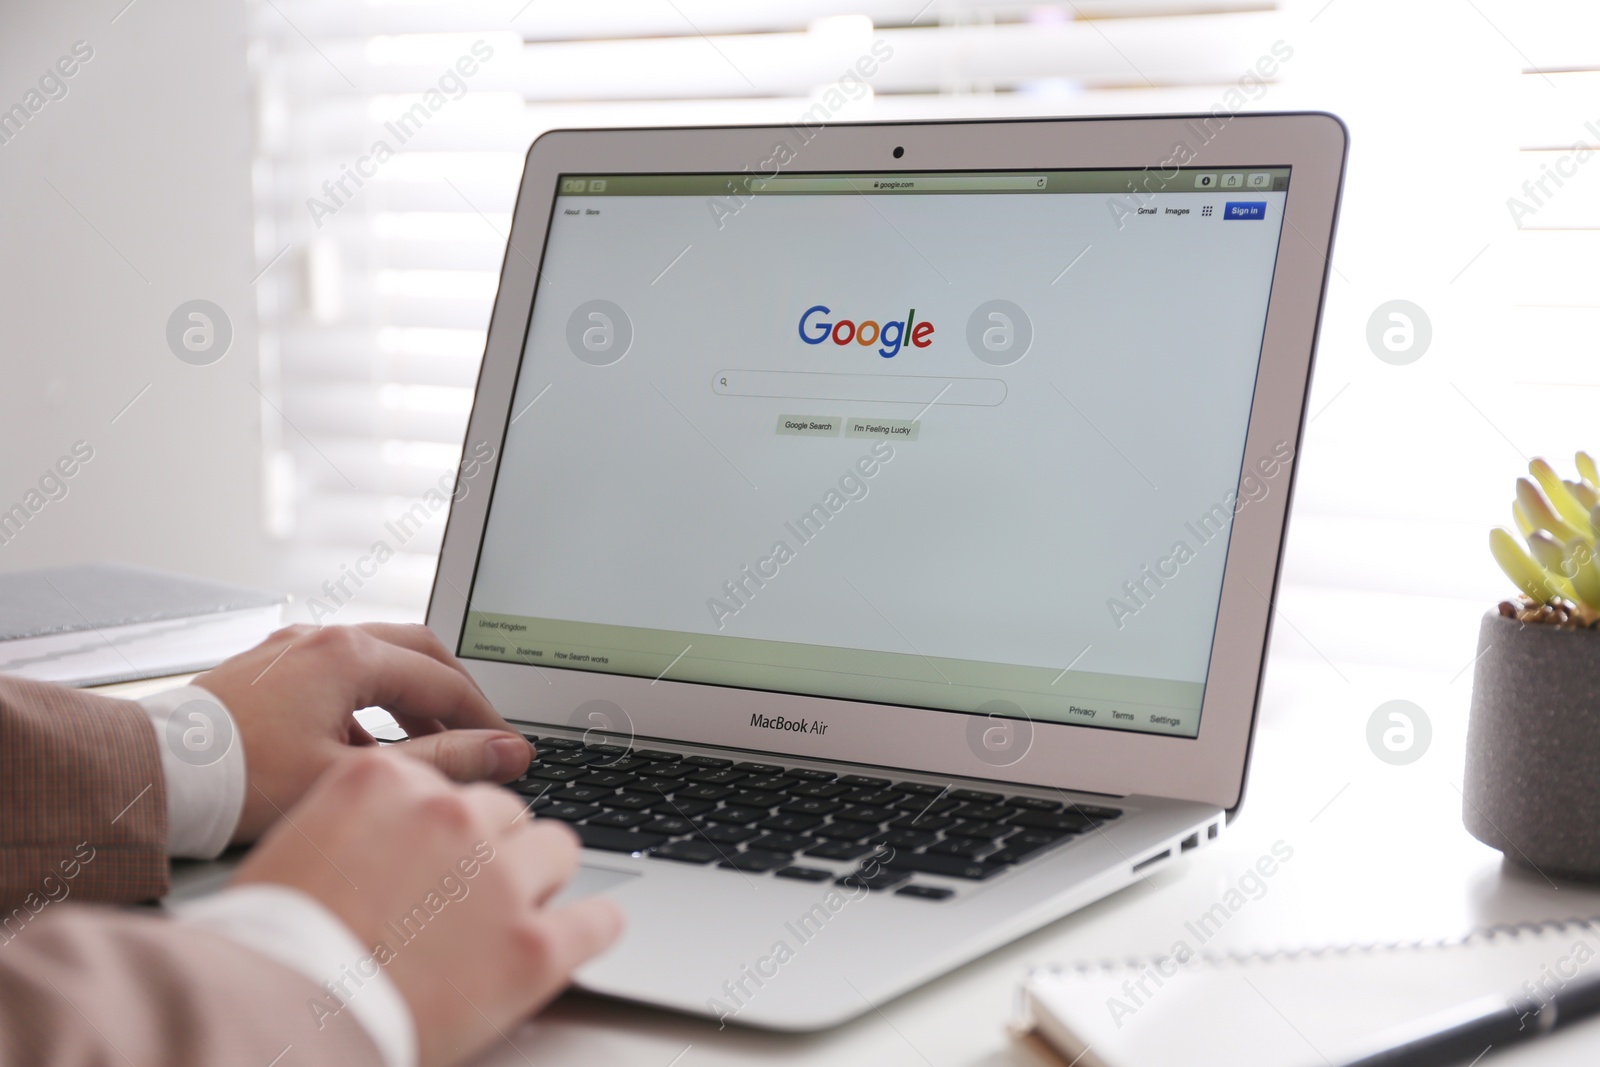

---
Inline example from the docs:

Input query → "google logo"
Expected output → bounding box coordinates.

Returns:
[798,305,934,359]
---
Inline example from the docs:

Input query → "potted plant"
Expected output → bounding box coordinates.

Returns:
[1465,452,1600,878]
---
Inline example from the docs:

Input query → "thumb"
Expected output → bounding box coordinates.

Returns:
[390,729,532,783]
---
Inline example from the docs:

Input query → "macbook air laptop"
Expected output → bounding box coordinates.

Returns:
[428,112,1347,1029]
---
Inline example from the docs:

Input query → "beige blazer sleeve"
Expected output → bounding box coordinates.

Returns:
[0,675,169,913]
[0,905,382,1066]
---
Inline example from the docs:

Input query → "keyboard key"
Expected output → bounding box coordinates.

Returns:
[946,820,1012,841]
[601,792,655,812]
[580,771,638,789]
[789,781,851,799]
[839,775,891,788]
[544,806,604,825]
[749,832,808,853]
[675,783,735,801]
[540,752,591,767]
[630,779,678,796]
[836,804,894,824]
[845,789,904,807]
[636,749,681,762]
[890,813,954,832]
[781,797,843,817]
[894,796,961,816]
[1069,804,1123,820]
[642,816,694,836]
[699,824,760,845]
[539,802,601,823]
[927,838,991,859]
[734,762,784,774]
[895,885,955,901]
[758,812,823,833]
[786,768,837,782]
[654,799,715,818]
[882,853,1008,880]
[1009,810,1098,833]
[952,803,1013,822]
[775,866,833,883]
[585,743,630,757]
[511,777,554,796]
[1005,796,1062,812]
[837,867,910,892]
[894,782,946,796]
[813,820,877,842]
[731,790,785,808]
[741,776,798,792]
[525,765,586,782]
[538,737,583,750]
[868,829,936,850]
[1010,829,1071,847]
[951,789,1003,802]
[645,764,696,780]
[574,825,666,853]
[682,755,733,769]
[804,840,880,861]
[989,840,1066,865]
[588,810,650,829]
[718,849,792,872]
[649,840,722,865]
[705,805,767,825]
[689,768,748,785]
[554,785,614,804]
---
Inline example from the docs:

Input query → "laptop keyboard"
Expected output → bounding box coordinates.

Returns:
[506,735,1121,901]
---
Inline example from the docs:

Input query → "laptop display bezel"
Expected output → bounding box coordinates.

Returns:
[427,114,1347,811]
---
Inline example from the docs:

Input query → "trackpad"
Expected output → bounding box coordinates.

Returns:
[552,863,639,903]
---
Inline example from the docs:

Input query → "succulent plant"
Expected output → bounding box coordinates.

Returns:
[1490,452,1600,628]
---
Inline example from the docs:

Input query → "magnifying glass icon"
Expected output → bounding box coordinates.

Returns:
[719,376,728,387]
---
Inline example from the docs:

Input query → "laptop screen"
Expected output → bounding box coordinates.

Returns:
[458,166,1291,740]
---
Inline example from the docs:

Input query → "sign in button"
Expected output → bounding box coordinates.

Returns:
[1223,201,1267,220]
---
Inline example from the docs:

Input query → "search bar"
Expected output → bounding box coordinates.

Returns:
[713,370,1007,406]
[747,175,1048,193]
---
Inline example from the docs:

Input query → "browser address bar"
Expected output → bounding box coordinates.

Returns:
[748,175,1048,193]
[713,370,1006,406]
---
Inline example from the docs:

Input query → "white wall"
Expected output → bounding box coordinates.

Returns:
[0,0,274,587]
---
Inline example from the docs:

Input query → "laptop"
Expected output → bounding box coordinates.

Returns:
[428,112,1347,1029]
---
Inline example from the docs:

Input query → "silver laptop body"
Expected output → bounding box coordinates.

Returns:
[427,112,1347,1029]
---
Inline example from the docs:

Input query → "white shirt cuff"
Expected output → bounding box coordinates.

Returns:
[136,684,246,859]
[174,884,417,1067]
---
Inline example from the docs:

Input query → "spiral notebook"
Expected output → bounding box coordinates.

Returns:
[1016,918,1600,1067]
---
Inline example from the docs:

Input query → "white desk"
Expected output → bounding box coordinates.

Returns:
[113,655,1600,1066]
[478,656,1600,1067]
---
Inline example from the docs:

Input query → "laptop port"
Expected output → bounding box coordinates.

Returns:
[1132,849,1171,873]
[1180,832,1199,853]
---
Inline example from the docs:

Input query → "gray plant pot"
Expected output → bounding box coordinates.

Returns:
[1464,610,1600,880]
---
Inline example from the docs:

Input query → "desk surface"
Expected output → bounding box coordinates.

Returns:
[112,658,1600,1066]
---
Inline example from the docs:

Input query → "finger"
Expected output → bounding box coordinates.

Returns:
[495,815,583,903]
[392,729,531,783]
[355,622,489,698]
[516,897,626,1002]
[313,629,510,734]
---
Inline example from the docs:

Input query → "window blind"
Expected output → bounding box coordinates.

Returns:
[248,0,1289,623]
